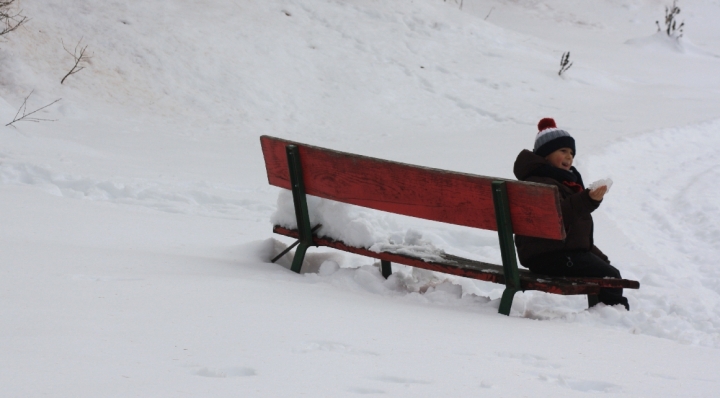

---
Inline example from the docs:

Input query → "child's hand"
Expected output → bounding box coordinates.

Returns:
[589,185,608,201]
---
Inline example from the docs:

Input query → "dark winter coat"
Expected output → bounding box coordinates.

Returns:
[513,149,610,267]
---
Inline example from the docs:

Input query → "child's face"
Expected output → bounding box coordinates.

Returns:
[545,147,574,171]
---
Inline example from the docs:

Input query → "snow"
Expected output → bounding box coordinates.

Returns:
[272,190,447,262]
[588,178,613,192]
[2,0,720,396]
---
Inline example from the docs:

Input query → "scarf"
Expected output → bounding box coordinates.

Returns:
[530,164,585,193]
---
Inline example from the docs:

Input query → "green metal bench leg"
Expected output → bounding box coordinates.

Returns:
[492,181,522,316]
[271,224,322,264]
[498,288,520,316]
[588,294,600,308]
[286,144,313,274]
[380,260,392,279]
[291,242,310,274]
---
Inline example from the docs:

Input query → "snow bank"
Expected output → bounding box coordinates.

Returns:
[625,32,720,58]
[584,119,720,347]
[0,161,273,219]
[625,32,686,53]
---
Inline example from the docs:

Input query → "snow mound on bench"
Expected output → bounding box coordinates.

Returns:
[271,190,446,262]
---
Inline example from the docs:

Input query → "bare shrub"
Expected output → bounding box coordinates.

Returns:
[60,38,92,84]
[656,0,684,39]
[0,0,27,38]
[558,52,573,76]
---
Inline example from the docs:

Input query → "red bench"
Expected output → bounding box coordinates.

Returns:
[260,135,639,315]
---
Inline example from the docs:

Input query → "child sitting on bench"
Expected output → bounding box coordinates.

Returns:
[513,118,630,310]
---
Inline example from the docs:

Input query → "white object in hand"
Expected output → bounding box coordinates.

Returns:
[589,178,613,192]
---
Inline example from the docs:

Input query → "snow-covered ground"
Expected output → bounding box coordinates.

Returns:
[2,0,720,396]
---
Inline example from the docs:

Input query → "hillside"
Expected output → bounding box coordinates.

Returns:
[1,0,719,396]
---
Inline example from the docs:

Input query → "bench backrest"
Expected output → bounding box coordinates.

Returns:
[260,135,565,240]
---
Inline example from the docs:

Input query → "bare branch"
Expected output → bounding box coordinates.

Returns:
[5,90,62,127]
[0,0,28,37]
[558,51,573,76]
[60,37,92,84]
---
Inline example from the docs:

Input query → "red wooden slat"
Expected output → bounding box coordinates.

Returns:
[261,135,565,240]
[274,227,639,294]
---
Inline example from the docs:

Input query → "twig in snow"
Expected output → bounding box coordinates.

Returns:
[444,0,463,10]
[5,90,61,127]
[558,51,573,76]
[60,38,92,84]
[485,7,495,20]
[0,0,27,37]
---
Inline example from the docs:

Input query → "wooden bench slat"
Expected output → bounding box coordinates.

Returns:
[441,253,639,290]
[261,135,565,240]
[273,226,640,294]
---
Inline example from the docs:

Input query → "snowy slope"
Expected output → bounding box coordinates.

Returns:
[1,0,720,396]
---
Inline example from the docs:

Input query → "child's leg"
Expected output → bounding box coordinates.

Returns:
[563,252,629,310]
[528,251,629,310]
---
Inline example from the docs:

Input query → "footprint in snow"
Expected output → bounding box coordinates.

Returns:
[347,387,386,395]
[71,274,144,282]
[194,367,256,378]
[535,373,621,393]
[495,351,560,369]
[294,341,379,356]
[372,375,431,385]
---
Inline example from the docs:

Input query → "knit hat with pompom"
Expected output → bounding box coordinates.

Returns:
[533,118,575,157]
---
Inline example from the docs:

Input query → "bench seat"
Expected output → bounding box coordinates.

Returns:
[274,226,640,295]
